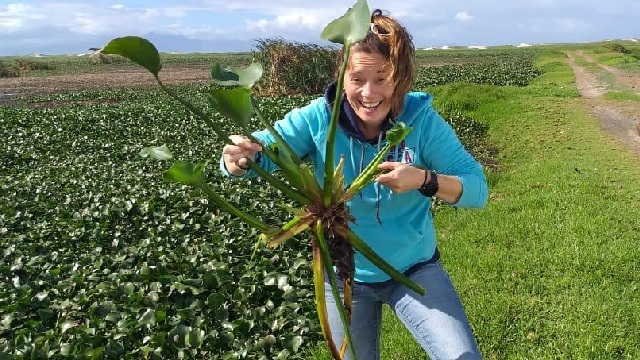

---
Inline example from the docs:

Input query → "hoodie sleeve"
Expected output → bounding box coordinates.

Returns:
[219,97,327,177]
[419,107,488,208]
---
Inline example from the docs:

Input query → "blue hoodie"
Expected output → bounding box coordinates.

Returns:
[221,84,488,283]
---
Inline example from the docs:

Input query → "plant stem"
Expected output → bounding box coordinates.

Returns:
[343,142,392,200]
[314,221,356,360]
[245,160,311,205]
[156,78,230,145]
[323,46,352,207]
[157,78,311,205]
[312,243,342,359]
[252,98,303,166]
[342,228,425,296]
[199,182,275,235]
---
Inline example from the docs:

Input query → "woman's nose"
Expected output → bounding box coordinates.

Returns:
[361,81,374,96]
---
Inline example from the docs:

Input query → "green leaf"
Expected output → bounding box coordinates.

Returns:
[104,340,125,359]
[386,122,412,145]
[188,328,205,348]
[163,161,208,186]
[102,36,162,77]
[207,293,225,310]
[285,335,303,352]
[321,0,371,45]
[139,309,156,326]
[139,145,173,160]
[211,62,263,88]
[168,325,191,349]
[208,87,253,129]
[60,319,77,334]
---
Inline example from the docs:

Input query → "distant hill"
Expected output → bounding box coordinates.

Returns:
[0,32,254,57]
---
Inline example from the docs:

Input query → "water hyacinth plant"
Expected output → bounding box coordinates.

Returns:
[102,1,424,358]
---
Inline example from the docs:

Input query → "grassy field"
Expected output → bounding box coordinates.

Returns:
[305,50,640,359]
[2,43,639,359]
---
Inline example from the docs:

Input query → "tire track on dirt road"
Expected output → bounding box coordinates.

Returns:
[565,51,640,156]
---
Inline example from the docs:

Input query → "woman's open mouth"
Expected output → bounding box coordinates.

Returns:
[360,100,382,109]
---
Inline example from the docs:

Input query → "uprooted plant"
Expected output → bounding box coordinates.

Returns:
[102,1,424,358]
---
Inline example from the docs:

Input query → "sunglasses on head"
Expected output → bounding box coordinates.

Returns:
[370,23,390,37]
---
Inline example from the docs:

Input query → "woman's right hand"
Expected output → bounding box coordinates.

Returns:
[222,135,263,176]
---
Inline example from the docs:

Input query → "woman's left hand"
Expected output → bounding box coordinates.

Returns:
[375,162,425,193]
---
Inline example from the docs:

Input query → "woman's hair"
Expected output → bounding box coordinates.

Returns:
[337,9,416,118]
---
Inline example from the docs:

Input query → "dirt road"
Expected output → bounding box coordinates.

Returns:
[565,51,640,155]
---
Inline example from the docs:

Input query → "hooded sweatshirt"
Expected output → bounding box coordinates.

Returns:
[220,84,488,283]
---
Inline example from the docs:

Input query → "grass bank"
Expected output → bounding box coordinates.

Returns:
[305,51,640,359]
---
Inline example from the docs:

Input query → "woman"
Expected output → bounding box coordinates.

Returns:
[221,9,488,360]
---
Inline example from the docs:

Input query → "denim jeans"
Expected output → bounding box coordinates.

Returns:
[324,260,482,360]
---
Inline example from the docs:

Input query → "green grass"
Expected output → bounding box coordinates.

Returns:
[304,50,640,359]
[604,91,640,101]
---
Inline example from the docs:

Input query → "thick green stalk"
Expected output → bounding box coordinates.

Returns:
[297,163,323,203]
[199,182,275,235]
[323,46,352,207]
[263,215,314,249]
[314,221,357,360]
[250,136,307,192]
[157,79,229,144]
[157,78,310,204]
[342,228,425,296]
[343,142,392,200]
[253,98,303,166]
[312,244,342,359]
[245,160,310,205]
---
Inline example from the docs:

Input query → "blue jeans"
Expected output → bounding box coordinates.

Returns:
[325,260,482,360]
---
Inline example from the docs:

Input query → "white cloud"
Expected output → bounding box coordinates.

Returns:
[246,13,319,32]
[454,12,473,21]
[0,0,638,56]
[0,18,22,32]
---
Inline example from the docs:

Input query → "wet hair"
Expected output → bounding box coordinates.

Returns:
[336,9,416,118]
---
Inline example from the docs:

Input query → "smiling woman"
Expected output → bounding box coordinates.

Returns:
[343,52,395,138]
[98,1,487,359]
[222,7,488,360]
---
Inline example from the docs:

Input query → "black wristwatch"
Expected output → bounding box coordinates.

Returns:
[419,170,439,197]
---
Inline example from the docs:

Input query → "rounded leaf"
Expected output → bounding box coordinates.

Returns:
[163,161,208,186]
[207,87,253,129]
[211,62,263,88]
[102,36,162,77]
[168,325,191,349]
[321,0,371,45]
[386,122,412,145]
[139,145,173,160]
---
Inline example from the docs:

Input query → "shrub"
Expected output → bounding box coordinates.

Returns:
[90,52,129,65]
[0,61,19,78]
[605,43,632,55]
[15,59,55,71]
[253,38,338,96]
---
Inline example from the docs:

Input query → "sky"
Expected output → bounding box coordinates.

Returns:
[0,0,638,56]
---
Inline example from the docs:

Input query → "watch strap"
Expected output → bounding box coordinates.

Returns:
[419,170,439,197]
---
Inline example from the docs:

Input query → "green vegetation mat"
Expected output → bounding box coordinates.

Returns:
[2,44,639,359]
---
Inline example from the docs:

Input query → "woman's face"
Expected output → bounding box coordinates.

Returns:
[343,51,394,129]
